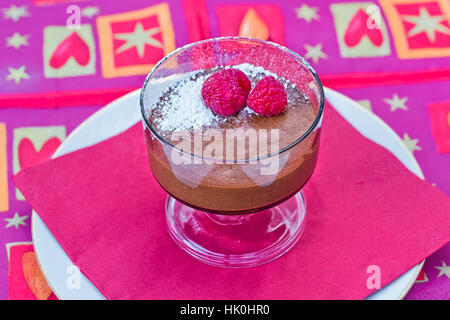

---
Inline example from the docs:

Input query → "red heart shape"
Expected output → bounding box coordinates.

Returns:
[49,32,90,69]
[18,137,62,169]
[344,9,383,48]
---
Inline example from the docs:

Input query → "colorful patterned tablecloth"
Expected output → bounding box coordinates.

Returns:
[0,0,449,300]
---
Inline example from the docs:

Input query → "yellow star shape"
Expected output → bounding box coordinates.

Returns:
[4,212,28,229]
[402,133,422,154]
[2,5,30,22]
[114,22,163,59]
[6,32,29,49]
[295,4,319,22]
[402,6,450,43]
[434,260,450,278]
[384,94,408,112]
[6,66,30,84]
[304,43,327,64]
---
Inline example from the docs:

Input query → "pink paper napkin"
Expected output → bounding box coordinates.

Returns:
[13,103,450,299]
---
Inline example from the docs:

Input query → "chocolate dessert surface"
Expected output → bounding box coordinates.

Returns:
[144,64,320,213]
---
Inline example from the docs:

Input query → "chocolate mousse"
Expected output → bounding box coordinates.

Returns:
[144,63,320,214]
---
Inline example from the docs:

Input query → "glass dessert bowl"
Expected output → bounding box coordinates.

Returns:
[140,37,324,268]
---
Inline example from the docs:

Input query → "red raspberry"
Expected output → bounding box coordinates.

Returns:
[247,76,287,116]
[201,68,251,116]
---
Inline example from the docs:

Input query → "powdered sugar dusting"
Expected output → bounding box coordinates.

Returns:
[149,63,297,133]
[233,63,296,91]
[151,72,221,132]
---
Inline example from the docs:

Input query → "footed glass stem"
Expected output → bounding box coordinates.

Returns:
[166,191,307,268]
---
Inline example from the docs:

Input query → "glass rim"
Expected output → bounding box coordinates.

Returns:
[140,36,325,162]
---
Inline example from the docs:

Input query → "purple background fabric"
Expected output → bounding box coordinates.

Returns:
[0,0,448,299]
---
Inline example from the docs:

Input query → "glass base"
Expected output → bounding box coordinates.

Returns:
[166,191,306,268]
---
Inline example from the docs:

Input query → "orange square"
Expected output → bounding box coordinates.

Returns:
[379,0,450,58]
[96,3,176,78]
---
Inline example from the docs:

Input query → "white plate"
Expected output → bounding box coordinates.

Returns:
[32,88,424,300]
